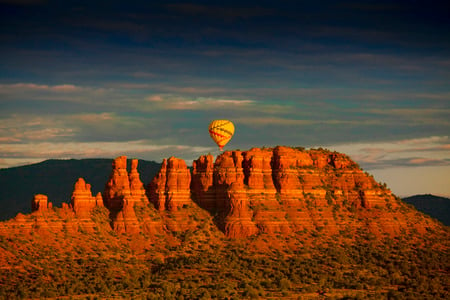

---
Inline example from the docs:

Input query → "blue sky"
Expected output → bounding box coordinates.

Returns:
[0,0,449,196]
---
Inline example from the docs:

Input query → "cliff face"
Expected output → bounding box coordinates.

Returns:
[146,157,204,232]
[103,156,131,211]
[191,146,426,238]
[102,157,153,233]
[71,178,102,216]
[147,157,192,211]
[0,147,440,239]
[31,194,50,212]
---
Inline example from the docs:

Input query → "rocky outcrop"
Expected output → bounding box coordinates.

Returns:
[103,156,150,233]
[224,182,258,238]
[31,194,50,212]
[147,157,192,211]
[0,146,438,240]
[103,157,148,209]
[112,195,140,234]
[103,156,131,211]
[68,177,106,232]
[191,154,215,210]
[129,159,148,203]
[71,178,99,216]
[191,146,414,238]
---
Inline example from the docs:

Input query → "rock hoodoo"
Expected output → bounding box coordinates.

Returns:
[147,157,192,211]
[0,146,438,238]
[129,159,148,203]
[103,156,131,211]
[191,154,215,211]
[104,157,148,210]
[190,146,410,237]
[71,178,101,216]
[31,194,49,212]
[103,156,150,233]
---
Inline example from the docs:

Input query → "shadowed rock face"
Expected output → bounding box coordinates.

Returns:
[191,146,412,238]
[0,147,441,238]
[147,157,192,211]
[31,194,49,212]
[103,156,131,211]
[71,178,98,217]
[103,157,150,232]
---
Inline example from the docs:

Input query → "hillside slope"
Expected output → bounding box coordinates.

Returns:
[0,147,448,299]
[403,194,450,226]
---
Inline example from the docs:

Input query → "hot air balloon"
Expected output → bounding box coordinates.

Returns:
[208,119,235,151]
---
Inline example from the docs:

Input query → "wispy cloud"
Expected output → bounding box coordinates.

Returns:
[0,140,214,168]
[144,95,255,110]
[0,83,82,92]
[68,112,115,123]
[0,82,110,104]
[0,114,77,142]
[235,116,383,126]
[325,136,450,170]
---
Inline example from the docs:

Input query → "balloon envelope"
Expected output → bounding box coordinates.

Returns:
[208,120,235,151]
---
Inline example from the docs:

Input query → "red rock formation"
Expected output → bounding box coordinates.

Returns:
[224,182,258,238]
[103,156,150,233]
[192,154,215,210]
[0,146,438,240]
[104,157,148,208]
[104,156,131,211]
[95,192,104,207]
[147,159,167,210]
[129,159,148,203]
[190,146,410,238]
[71,178,97,216]
[165,157,191,211]
[243,148,276,190]
[147,157,191,211]
[328,152,355,169]
[112,195,140,234]
[32,194,48,212]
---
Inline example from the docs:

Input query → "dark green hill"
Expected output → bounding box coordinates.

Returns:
[0,158,161,221]
[403,194,450,226]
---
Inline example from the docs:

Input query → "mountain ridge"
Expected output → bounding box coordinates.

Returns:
[0,158,161,220]
[0,146,443,238]
[402,194,450,226]
[0,146,449,298]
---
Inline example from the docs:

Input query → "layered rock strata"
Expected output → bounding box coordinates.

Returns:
[103,156,131,211]
[147,157,192,211]
[71,178,102,216]
[0,147,438,239]
[103,157,151,233]
[191,146,416,238]
[32,194,50,212]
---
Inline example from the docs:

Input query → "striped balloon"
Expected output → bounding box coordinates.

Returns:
[208,120,235,151]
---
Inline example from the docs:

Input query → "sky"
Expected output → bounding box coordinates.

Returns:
[0,0,449,197]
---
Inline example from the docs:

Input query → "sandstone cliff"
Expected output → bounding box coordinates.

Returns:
[71,178,101,216]
[147,157,192,211]
[31,194,50,212]
[103,156,131,211]
[0,147,440,239]
[103,157,153,233]
[191,146,431,238]
[146,157,204,232]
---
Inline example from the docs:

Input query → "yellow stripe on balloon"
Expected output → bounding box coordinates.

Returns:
[208,119,235,151]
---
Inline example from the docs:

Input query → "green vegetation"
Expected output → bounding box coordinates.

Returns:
[0,229,448,299]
